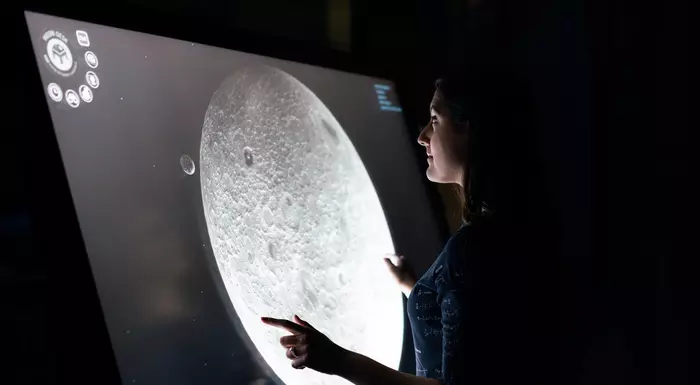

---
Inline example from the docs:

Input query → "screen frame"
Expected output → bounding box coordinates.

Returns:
[17,3,451,384]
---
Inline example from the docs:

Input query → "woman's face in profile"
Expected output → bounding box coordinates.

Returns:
[417,91,467,185]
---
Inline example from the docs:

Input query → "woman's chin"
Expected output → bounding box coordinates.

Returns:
[426,169,453,184]
[426,168,441,183]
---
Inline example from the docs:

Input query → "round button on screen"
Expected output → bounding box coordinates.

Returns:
[46,38,73,72]
[84,51,99,68]
[47,83,63,102]
[86,71,100,88]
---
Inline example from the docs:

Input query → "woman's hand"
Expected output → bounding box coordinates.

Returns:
[384,254,418,297]
[260,314,349,375]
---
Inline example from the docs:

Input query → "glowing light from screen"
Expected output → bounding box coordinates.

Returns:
[200,66,403,385]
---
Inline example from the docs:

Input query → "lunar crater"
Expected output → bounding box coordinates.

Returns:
[244,146,255,166]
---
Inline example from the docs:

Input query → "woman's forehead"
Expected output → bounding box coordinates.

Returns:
[430,92,446,113]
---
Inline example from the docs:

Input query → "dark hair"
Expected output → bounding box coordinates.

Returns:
[435,74,542,224]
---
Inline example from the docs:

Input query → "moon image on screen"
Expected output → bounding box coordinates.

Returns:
[200,66,403,385]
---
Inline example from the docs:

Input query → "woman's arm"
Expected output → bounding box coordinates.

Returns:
[262,316,443,385]
[336,349,442,385]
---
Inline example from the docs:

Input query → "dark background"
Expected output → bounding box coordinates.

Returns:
[6,0,691,384]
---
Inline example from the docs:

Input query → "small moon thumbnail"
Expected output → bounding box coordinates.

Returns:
[180,154,196,175]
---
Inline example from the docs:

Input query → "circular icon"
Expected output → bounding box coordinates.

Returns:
[65,89,80,108]
[47,83,63,102]
[84,51,98,68]
[46,38,73,72]
[79,85,93,103]
[85,71,100,88]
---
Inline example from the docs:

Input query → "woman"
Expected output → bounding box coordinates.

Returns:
[262,74,551,385]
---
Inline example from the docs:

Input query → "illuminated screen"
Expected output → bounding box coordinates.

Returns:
[25,11,443,385]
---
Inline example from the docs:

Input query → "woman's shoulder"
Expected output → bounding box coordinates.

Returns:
[443,218,521,255]
[436,219,546,281]
[441,222,483,258]
[433,220,518,274]
[431,223,482,283]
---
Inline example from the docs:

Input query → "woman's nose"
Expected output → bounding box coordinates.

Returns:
[417,124,430,146]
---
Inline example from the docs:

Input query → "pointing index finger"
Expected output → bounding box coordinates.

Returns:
[261,317,307,334]
[383,257,396,270]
